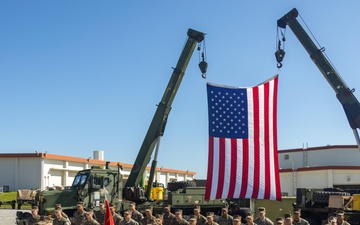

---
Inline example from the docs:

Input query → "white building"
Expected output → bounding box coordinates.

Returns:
[0,151,195,191]
[2,145,359,195]
[278,145,360,196]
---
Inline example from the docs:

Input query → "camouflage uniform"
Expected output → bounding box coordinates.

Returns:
[95,210,106,225]
[131,210,144,223]
[141,216,159,225]
[293,219,309,225]
[170,219,190,225]
[53,216,71,225]
[195,215,207,225]
[162,213,175,225]
[73,211,87,225]
[254,218,273,225]
[27,215,41,225]
[81,218,100,225]
[62,212,71,224]
[113,212,124,225]
[217,215,233,225]
[206,222,219,225]
[120,218,140,225]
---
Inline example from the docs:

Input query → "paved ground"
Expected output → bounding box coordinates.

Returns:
[0,209,30,225]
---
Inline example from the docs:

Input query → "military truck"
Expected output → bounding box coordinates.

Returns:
[294,188,360,225]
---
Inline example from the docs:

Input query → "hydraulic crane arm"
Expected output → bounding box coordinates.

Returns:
[276,8,360,147]
[124,29,205,188]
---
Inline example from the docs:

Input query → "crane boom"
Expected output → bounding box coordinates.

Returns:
[276,8,360,146]
[125,29,205,188]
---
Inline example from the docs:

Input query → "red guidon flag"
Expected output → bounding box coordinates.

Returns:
[205,75,282,201]
[104,200,115,225]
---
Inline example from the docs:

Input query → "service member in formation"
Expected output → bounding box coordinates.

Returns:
[216,207,233,225]
[193,206,207,225]
[110,203,124,225]
[170,209,189,225]
[275,218,284,225]
[120,210,139,225]
[232,215,242,225]
[81,210,100,225]
[55,204,71,224]
[205,212,219,225]
[163,204,175,225]
[129,202,144,223]
[73,202,87,225]
[329,217,337,225]
[189,215,197,225]
[27,206,41,225]
[54,209,71,225]
[254,207,273,225]
[335,211,350,225]
[284,214,292,225]
[245,214,256,225]
[155,214,164,225]
[141,206,158,225]
[95,201,106,225]
[292,209,309,225]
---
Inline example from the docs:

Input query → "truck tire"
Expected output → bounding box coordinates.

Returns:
[167,181,196,191]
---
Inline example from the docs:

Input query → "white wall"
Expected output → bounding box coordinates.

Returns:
[279,147,360,169]
[0,158,41,191]
[0,158,16,191]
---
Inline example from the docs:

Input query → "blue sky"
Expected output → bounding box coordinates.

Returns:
[1,1,360,179]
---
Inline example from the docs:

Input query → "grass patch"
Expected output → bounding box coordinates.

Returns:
[0,191,16,202]
[0,192,32,209]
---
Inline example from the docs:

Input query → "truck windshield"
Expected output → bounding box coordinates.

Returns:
[72,174,88,188]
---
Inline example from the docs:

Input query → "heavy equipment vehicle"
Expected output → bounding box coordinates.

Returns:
[15,28,241,224]
[276,8,360,225]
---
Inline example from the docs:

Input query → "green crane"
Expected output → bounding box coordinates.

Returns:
[124,29,206,200]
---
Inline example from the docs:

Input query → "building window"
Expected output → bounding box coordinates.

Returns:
[284,154,289,160]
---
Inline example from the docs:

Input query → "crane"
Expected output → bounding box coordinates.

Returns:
[124,28,206,200]
[275,8,360,148]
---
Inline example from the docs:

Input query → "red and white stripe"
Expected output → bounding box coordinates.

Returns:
[205,76,281,201]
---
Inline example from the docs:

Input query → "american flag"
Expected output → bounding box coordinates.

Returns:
[205,75,281,201]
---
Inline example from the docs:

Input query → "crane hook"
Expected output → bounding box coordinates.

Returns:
[199,52,207,79]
